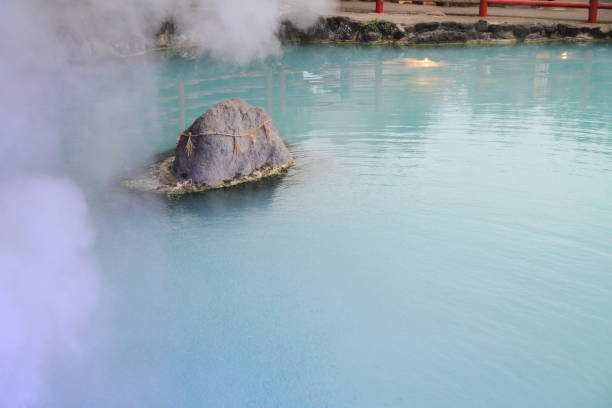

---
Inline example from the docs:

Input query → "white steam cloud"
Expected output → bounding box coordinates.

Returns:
[175,0,337,63]
[0,178,97,407]
[38,0,337,63]
[0,0,334,406]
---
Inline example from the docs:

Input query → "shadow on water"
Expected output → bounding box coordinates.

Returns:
[162,168,289,218]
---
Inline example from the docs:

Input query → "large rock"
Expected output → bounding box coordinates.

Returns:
[173,99,292,187]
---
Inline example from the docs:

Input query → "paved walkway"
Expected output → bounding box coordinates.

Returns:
[335,0,612,27]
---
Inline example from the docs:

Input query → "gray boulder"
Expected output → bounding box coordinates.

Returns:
[173,99,292,187]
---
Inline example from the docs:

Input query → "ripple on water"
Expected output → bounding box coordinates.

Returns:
[47,43,612,408]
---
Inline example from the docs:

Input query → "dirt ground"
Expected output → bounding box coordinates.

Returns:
[334,0,612,28]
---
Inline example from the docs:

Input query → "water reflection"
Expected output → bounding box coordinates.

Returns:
[386,57,448,68]
[164,170,289,222]
[156,44,611,173]
[461,45,610,157]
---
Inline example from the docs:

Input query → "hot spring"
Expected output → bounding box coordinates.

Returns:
[47,43,612,407]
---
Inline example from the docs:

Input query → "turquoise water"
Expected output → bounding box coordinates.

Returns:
[53,44,612,407]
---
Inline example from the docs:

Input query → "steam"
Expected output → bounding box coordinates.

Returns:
[175,0,337,63]
[0,178,97,407]
[37,0,338,63]
[0,0,334,405]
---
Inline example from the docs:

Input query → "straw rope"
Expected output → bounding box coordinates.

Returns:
[176,118,273,157]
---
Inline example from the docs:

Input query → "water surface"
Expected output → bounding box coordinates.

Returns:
[51,44,612,408]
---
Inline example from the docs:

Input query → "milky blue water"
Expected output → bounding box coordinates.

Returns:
[50,44,612,407]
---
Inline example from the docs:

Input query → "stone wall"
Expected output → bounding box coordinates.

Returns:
[155,16,610,53]
[277,16,612,45]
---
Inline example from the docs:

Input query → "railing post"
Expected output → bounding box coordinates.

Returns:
[376,0,384,13]
[178,80,185,130]
[479,0,488,17]
[588,0,599,23]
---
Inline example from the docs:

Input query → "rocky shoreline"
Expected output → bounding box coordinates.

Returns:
[277,16,612,45]
[156,16,612,50]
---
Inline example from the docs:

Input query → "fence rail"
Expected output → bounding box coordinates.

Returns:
[480,0,612,23]
[374,0,611,23]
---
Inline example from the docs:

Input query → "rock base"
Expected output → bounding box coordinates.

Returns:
[122,155,293,195]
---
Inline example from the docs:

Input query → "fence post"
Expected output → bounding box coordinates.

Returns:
[479,0,488,16]
[588,0,599,23]
[178,80,185,130]
[376,0,384,13]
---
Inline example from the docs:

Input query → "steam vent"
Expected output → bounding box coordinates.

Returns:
[173,98,292,188]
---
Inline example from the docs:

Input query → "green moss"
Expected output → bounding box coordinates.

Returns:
[358,19,398,36]
[358,19,378,27]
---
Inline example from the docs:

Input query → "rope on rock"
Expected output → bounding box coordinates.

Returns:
[176,118,273,157]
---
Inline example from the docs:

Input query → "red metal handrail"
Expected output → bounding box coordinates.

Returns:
[479,0,612,23]
[375,0,609,23]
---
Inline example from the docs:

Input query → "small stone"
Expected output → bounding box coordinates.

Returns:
[331,20,358,41]
[544,25,557,37]
[416,29,468,43]
[487,24,502,34]
[491,29,515,40]
[588,27,605,38]
[474,20,488,32]
[326,16,345,31]
[465,30,479,40]
[415,22,440,33]
[557,24,579,37]
[376,20,398,36]
[526,33,543,41]
[393,29,406,40]
[363,31,383,42]
[441,21,461,31]
[305,18,331,41]
[528,24,544,34]
[513,25,530,40]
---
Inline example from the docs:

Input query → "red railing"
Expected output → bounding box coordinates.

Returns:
[479,0,612,23]
[374,0,610,23]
